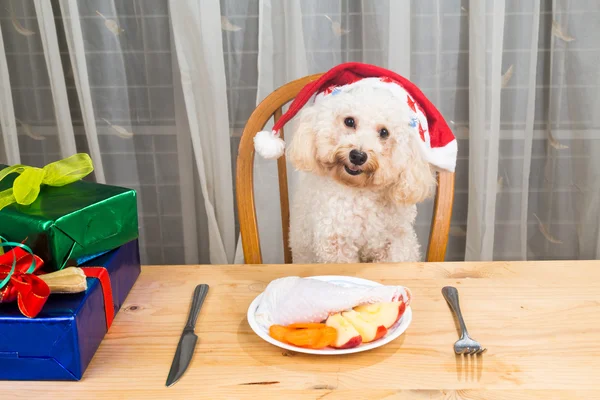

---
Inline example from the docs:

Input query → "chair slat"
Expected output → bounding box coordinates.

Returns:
[237,74,321,264]
[426,170,455,262]
[274,108,293,264]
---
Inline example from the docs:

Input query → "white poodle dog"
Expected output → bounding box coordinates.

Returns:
[286,85,436,264]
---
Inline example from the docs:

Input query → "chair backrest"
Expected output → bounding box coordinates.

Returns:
[236,74,455,264]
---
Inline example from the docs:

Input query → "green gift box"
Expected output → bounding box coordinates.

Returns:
[0,154,138,271]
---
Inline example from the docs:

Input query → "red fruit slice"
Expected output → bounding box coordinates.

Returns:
[326,313,364,348]
[395,301,407,325]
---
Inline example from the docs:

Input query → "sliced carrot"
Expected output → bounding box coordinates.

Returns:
[271,324,338,349]
[284,327,322,347]
[313,326,337,349]
[269,325,291,343]
[286,323,327,330]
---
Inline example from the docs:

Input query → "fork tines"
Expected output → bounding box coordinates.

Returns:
[457,347,487,355]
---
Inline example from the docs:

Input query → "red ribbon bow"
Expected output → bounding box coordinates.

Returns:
[0,247,49,318]
[1,242,115,327]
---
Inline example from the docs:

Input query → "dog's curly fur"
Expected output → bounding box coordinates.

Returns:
[287,85,436,264]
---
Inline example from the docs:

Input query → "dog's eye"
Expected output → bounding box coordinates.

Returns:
[344,117,355,128]
[379,128,389,139]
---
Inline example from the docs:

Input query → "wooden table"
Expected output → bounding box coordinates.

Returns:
[1,261,600,399]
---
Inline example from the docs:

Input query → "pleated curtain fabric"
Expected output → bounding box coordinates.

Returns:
[0,0,598,264]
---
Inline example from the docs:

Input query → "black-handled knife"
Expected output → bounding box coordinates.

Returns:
[166,284,209,387]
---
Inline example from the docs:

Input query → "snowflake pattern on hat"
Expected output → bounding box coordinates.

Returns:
[323,85,337,95]
[418,122,426,142]
[407,95,417,112]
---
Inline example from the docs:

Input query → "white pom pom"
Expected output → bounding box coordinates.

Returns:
[254,130,285,159]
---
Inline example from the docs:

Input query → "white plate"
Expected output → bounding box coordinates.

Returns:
[246,275,412,355]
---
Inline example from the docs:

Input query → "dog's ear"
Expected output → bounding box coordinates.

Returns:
[286,108,319,172]
[387,136,437,205]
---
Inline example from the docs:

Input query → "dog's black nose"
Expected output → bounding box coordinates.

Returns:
[349,149,368,166]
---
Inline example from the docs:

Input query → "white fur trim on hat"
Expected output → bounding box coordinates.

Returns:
[314,77,405,103]
[254,130,285,159]
[423,139,457,172]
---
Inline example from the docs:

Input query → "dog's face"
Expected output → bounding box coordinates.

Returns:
[287,86,436,204]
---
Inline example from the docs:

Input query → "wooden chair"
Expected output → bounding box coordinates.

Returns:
[237,74,455,264]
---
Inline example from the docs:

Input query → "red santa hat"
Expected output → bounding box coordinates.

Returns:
[254,62,457,172]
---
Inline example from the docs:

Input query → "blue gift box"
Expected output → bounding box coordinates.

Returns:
[0,240,140,380]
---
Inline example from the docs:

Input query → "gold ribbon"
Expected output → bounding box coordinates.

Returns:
[0,153,94,212]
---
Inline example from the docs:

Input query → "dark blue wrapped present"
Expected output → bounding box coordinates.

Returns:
[0,240,140,380]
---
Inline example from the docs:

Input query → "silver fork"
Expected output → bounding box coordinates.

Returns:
[442,286,487,355]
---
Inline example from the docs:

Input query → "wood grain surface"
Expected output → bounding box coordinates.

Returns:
[1,261,600,399]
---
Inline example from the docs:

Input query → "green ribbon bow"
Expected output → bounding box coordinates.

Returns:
[0,153,94,212]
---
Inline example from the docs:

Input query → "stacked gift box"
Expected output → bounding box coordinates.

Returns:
[0,154,141,380]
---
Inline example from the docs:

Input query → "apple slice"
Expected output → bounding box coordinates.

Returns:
[326,313,363,349]
[341,310,387,343]
[354,301,407,329]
